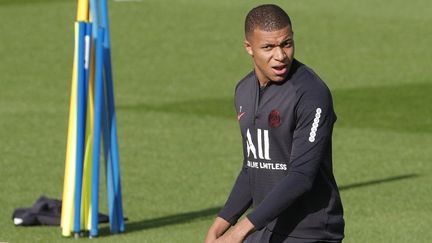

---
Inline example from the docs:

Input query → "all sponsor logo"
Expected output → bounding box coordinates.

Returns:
[246,128,271,160]
[245,128,288,171]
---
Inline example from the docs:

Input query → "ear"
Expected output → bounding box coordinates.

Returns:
[243,39,253,57]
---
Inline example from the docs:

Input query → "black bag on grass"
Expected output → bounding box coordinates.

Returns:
[12,195,108,226]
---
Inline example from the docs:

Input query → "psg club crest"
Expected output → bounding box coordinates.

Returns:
[268,109,281,128]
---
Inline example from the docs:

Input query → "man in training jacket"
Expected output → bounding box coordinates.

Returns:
[205,4,344,243]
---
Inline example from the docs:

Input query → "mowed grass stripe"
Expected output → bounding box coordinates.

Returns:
[116,81,432,134]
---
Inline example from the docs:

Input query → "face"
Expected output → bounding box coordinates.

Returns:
[244,26,294,86]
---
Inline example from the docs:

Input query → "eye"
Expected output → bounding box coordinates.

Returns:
[282,41,293,48]
[262,45,272,50]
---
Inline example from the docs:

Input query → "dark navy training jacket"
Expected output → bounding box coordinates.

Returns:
[218,59,344,241]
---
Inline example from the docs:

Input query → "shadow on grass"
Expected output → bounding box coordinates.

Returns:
[98,206,221,237]
[339,173,419,191]
[98,173,418,236]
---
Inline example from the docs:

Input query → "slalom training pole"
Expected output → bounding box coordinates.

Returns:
[97,0,117,231]
[61,22,80,237]
[99,0,125,232]
[73,21,87,237]
[89,0,99,38]
[81,21,95,231]
[100,74,117,232]
[90,27,105,238]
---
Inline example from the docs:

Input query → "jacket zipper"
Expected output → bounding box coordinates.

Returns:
[253,75,260,125]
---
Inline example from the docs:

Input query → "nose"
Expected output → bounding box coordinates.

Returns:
[273,47,286,62]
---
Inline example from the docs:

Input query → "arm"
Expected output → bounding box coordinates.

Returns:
[218,167,253,224]
[247,88,336,229]
[205,167,253,242]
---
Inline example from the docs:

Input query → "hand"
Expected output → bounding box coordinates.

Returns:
[205,217,231,243]
[214,230,243,243]
[204,231,217,243]
[214,217,255,243]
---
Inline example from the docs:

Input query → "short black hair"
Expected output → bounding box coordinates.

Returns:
[245,4,292,37]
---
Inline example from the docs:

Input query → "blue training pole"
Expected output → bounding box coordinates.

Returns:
[104,117,118,233]
[73,21,87,236]
[105,49,124,233]
[100,0,125,233]
[101,74,117,233]
[89,0,99,39]
[98,0,116,230]
[90,27,105,238]
[99,0,110,49]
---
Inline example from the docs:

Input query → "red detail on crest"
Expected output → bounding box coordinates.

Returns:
[269,110,281,128]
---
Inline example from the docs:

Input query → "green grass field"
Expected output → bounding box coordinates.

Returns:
[1,0,431,242]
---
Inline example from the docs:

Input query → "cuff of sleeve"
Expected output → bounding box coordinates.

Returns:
[218,210,239,225]
[246,212,265,230]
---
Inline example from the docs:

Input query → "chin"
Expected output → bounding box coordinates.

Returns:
[272,76,286,82]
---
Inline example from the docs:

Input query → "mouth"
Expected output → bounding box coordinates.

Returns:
[272,64,288,76]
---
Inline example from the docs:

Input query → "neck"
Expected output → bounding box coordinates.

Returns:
[254,70,270,87]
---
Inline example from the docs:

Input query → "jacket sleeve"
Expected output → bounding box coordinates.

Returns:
[218,166,253,225]
[246,86,336,230]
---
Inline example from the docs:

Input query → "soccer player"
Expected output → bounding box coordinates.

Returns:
[205,4,345,243]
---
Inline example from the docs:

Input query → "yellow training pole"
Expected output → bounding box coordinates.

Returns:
[61,22,79,237]
[76,0,89,22]
[77,0,92,231]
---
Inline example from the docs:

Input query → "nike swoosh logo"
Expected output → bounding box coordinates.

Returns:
[237,112,246,120]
